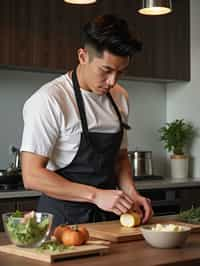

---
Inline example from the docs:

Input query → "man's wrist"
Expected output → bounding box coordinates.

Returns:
[122,185,139,199]
[86,187,99,204]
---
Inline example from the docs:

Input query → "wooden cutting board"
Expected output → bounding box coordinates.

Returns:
[0,241,110,263]
[83,217,200,243]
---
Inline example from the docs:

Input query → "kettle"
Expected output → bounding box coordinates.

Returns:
[128,151,153,177]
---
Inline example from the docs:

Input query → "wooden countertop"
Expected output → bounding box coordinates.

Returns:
[1,233,200,266]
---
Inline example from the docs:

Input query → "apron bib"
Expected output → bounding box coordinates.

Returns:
[37,69,126,227]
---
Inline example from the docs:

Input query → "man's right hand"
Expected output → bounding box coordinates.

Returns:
[93,189,134,216]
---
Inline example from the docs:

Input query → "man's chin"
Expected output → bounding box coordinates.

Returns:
[97,87,110,95]
[96,91,106,95]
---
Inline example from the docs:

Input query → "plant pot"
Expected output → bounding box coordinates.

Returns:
[170,155,189,179]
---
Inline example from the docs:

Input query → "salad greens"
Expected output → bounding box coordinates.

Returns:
[5,210,50,246]
[11,210,23,218]
[178,206,200,224]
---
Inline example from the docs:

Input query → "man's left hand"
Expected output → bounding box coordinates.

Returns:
[131,194,153,224]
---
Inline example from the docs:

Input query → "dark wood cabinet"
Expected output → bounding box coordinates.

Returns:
[0,0,81,71]
[178,188,200,211]
[0,0,190,81]
[139,186,200,216]
[0,199,16,232]
[16,197,39,213]
[0,197,39,232]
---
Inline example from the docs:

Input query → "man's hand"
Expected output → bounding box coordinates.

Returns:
[93,189,134,216]
[113,149,153,224]
[130,193,153,224]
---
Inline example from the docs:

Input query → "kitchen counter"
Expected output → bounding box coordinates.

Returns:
[0,189,41,199]
[1,232,200,265]
[1,178,200,199]
[135,177,200,190]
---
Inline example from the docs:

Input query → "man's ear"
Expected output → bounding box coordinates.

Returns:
[78,48,89,64]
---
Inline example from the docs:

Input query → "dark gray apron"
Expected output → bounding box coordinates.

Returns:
[37,69,129,227]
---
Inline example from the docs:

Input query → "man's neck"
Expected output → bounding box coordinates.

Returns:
[76,65,91,92]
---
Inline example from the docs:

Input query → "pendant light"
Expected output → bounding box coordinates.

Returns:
[64,0,96,4]
[138,0,172,15]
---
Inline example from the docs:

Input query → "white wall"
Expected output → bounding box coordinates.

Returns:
[0,70,58,169]
[166,0,200,177]
[120,79,166,176]
[0,69,166,176]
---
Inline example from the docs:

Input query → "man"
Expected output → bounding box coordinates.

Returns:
[21,14,153,227]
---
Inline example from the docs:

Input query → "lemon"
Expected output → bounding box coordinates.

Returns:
[120,212,141,227]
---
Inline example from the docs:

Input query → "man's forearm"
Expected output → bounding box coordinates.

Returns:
[23,167,98,203]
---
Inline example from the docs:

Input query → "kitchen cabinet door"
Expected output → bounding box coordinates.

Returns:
[29,1,81,71]
[145,0,190,81]
[0,0,190,81]
[0,199,16,232]
[16,197,39,213]
[0,0,81,71]
[178,188,200,211]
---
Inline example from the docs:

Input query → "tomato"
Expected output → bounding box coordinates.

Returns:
[62,228,85,246]
[79,226,89,243]
[53,225,71,243]
[61,225,89,246]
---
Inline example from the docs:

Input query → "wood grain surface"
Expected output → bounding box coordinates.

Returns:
[0,241,109,263]
[1,232,200,266]
[83,217,200,242]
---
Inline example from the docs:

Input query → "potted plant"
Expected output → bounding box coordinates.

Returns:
[159,119,195,179]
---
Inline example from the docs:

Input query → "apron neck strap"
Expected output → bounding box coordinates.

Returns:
[106,92,123,130]
[72,69,89,139]
[107,92,131,130]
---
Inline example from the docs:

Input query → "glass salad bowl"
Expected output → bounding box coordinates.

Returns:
[2,211,53,248]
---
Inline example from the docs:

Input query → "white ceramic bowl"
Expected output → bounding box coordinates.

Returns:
[2,212,53,248]
[140,224,191,249]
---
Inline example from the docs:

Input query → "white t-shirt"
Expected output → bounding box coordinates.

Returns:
[21,73,129,171]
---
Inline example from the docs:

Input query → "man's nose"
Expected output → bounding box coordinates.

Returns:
[106,73,117,88]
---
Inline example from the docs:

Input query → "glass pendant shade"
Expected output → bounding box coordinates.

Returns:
[64,0,96,4]
[138,0,172,15]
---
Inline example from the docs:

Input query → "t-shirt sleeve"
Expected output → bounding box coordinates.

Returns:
[20,91,61,158]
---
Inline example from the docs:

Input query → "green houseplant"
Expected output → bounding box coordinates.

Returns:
[159,119,195,155]
[159,119,195,178]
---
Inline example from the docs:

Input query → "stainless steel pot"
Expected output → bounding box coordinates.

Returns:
[128,151,153,177]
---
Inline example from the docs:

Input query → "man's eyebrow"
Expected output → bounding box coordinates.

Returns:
[102,65,113,70]
[102,65,128,72]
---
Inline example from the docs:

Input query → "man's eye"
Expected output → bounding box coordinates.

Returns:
[101,68,111,74]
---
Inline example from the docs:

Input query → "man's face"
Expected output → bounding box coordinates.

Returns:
[78,48,130,95]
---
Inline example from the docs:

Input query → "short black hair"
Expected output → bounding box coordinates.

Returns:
[81,14,142,57]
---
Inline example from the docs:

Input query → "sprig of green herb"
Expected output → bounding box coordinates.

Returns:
[178,206,200,224]
[38,240,73,252]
